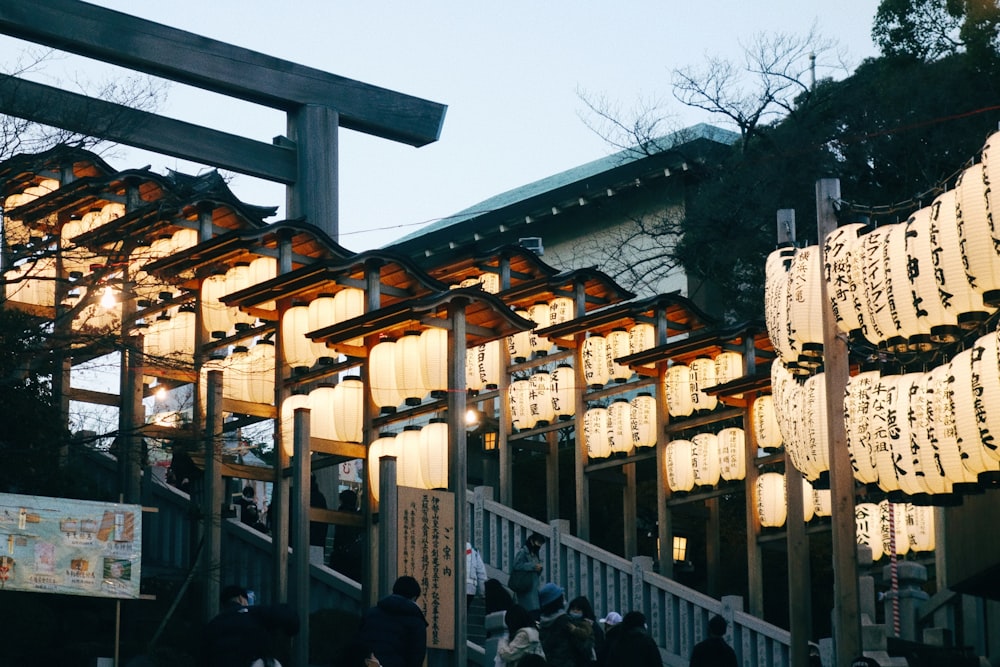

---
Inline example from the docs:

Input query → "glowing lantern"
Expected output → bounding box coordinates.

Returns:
[479,272,500,294]
[879,501,910,558]
[249,255,278,310]
[368,433,399,502]
[370,340,403,411]
[170,228,198,253]
[528,302,551,355]
[279,393,310,457]
[906,504,935,552]
[332,377,364,443]
[551,364,576,419]
[947,347,1000,479]
[628,322,655,366]
[813,488,831,518]
[823,223,867,338]
[281,302,317,371]
[664,364,694,418]
[529,371,556,427]
[971,331,1000,462]
[224,262,256,330]
[845,370,881,485]
[691,432,720,487]
[396,426,425,489]
[307,293,338,365]
[334,287,365,345]
[885,222,930,350]
[717,427,746,481]
[856,225,896,346]
[606,328,632,383]
[169,303,197,359]
[931,189,993,326]
[584,407,611,459]
[714,351,743,386]
[786,245,825,362]
[418,420,450,490]
[855,502,884,560]
[764,247,796,361]
[905,206,960,344]
[224,345,251,402]
[247,339,275,405]
[509,378,531,430]
[665,440,695,492]
[466,339,500,392]
[752,394,782,451]
[549,296,574,326]
[507,309,532,362]
[630,393,657,449]
[755,472,786,528]
[608,399,632,454]
[395,331,426,405]
[201,271,233,339]
[420,327,449,396]
[689,357,718,412]
[582,336,609,388]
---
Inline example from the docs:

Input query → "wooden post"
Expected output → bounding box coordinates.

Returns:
[785,451,811,667]
[202,369,224,621]
[377,456,398,600]
[706,497,720,598]
[573,332,589,540]
[623,463,638,558]
[362,259,383,608]
[745,391,764,617]
[656,362,673,576]
[498,252,513,506]
[816,178,862,666]
[287,104,339,239]
[447,300,469,667]
[292,407,311,667]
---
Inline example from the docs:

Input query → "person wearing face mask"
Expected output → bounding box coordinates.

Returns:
[511,532,547,617]
[566,597,603,666]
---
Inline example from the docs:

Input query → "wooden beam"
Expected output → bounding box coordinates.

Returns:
[0,0,447,147]
[0,76,297,184]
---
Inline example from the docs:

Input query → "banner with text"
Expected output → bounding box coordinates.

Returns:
[0,492,142,599]
[397,486,455,650]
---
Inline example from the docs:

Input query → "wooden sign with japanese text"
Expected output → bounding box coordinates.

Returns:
[397,486,455,650]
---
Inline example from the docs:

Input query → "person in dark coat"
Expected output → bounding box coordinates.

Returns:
[308,474,328,563]
[567,596,604,665]
[200,584,300,667]
[537,583,594,667]
[358,575,428,667]
[600,610,660,667]
[330,488,364,580]
[689,614,737,667]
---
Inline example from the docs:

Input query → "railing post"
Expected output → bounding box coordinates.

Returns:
[631,556,653,613]
[547,519,569,587]
[472,486,491,560]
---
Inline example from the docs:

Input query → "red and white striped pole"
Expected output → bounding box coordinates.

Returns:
[889,503,900,637]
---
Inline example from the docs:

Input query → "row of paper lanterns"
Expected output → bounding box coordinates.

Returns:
[663,351,745,418]
[280,287,365,370]
[2,178,62,249]
[582,395,658,458]
[201,256,282,340]
[368,422,450,500]
[199,339,277,409]
[508,367,576,429]
[765,130,1000,366]
[368,329,450,409]
[278,377,364,455]
[664,428,747,490]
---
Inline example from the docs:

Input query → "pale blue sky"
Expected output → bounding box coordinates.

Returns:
[4,1,881,251]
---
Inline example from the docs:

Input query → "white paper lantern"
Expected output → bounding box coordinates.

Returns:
[584,407,611,459]
[549,296,574,326]
[971,330,1000,462]
[764,247,796,361]
[665,364,694,418]
[786,245,825,362]
[368,432,399,502]
[879,501,910,558]
[691,432,720,487]
[912,368,953,495]
[529,371,556,427]
[714,351,743,387]
[927,360,978,489]
[582,335,609,388]
[906,504,935,552]
[279,393,310,457]
[905,206,960,343]
[606,328,632,383]
[224,262,256,329]
[247,339,275,405]
[752,394,782,451]
[332,377,364,443]
[509,378,532,430]
[856,225,896,346]
[755,472,786,528]
[419,420,449,489]
[823,223,867,337]
[930,189,993,326]
[466,340,500,393]
[249,255,278,310]
[551,364,576,420]
[507,309,532,362]
[419,327,449,395]
[395,331,426,405]
[528,302,551,355]
[855,502,884,561]
[813,488,831,518]
[665,439,696,492]
[630,393,657,449]
[717,427,746,481]
[396,426,425,489]
[628,322,656,356]
[845,370,881,485]
[370,340,403,411]
[948,347,1000,478]
[308,384,338,441]
[201,271,234,339]
[306,294,337,364]
[281,302,317,371]
[884,222,930,349]
[955,163,1000,306]
[690,357,719,412]
[608,399,632,454]
[224,345,251,402]
[479,272,500,294]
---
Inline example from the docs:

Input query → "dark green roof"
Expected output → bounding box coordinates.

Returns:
[389,123,737,249]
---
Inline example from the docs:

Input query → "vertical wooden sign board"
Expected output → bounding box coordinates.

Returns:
[398,486,456,650]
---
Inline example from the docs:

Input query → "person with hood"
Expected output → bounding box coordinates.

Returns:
[688,614,736,667]
[200,584,299,667]
[359,575,428,667]
[567,596,603,665]
[496,604,545,666]
[466,541,488,609]
[601,611,660,667]
[511,532,546,616]
[536,583,594,667]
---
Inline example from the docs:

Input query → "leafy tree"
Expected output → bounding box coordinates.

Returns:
[872,0,1000,62]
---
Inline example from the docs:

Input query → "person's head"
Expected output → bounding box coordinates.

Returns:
[601,611,622,628]
[708,614,727,637]
[567,596,596,621]
[242,485,255,499]
[504,604,535,635]
[392,575,421,600]
[850,657,880,667]
[220,584,248,607]
[340,488,358,510]
[537,582,564,615]
[342,640,380,667]
[485,578,514,613]
[527,532,547,552]
[622,611,647,630]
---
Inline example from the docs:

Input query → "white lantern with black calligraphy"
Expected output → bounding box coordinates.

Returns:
[691,432,720,487]
[509,378,532,430]
[912,367,952,495]
[948,347,1000,479]
[855,502,884,560]
[631,393,657,449]
[813,488,831,518]
[551,364,576,420]
[714,351,743,387]
[823,223,867,338]
[786,245,825,363]
[956,163,1000,307]
[665,439,696,493]
[608,399,632,454]
[971,330,1000,462]
[583,335,610,388]
[756,472,786,528]
[690,357,719,412]
[549,296,574,326]
[928,360,978,490]
[507,309,532,363]
[904,206,960,344]
[845,370,881,485]
[584,407,611,459]
[879,501,910,558]
[629,322,655,356]
[752,394,782,451]
[906,504,935,552]
[606,328,632,383]
[528,302,552,355]
[717,427,746,481]
[857,225,898,346]
[479,272,500,294]
[665,364,694,418]
[764,247,795,362]
[931,189,993,327]
[529,371,556,427]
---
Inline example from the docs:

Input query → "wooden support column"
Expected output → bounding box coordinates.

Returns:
[377,457,398,600]
[786,451,812,667]
[202,369,224,621]
[362,259,383,607]
[287,104,339,239]
[447,300,469,667]
[817,178,862,667]
[706,496,720,597]
[573,332,589,540]
[546,430,560,523]
[291,407,311,667]
[623,463,638,558]
[656,362,673,577]
[271,231,294,602]
[746,392,764,617]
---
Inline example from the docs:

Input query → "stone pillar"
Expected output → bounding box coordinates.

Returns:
[881,560,929,642]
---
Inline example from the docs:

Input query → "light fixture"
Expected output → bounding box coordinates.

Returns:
[482,432,498,451]
[672,535,688,562]
[100,285,117,309]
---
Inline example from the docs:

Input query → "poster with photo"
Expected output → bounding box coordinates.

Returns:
[0,492,142,599]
